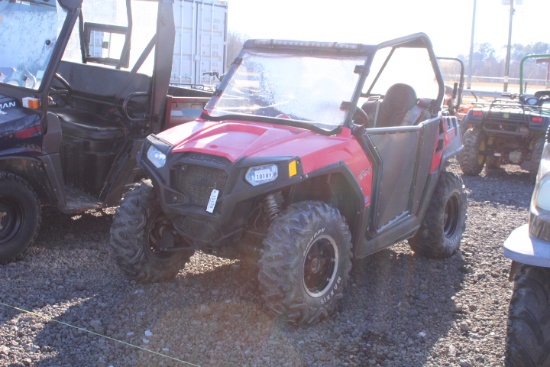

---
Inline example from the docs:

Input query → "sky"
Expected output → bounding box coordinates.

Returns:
[226,0,550,60]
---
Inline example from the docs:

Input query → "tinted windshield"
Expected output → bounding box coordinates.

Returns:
[206,51,363,131]
[0,1,68,90]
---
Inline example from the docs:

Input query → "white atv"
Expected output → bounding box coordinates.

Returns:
[503,129,550,366]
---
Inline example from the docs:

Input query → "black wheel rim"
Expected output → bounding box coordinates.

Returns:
[0,197,22,245]
[478,138,487,166]
[444,195,459,238]
[147,209,174,258]
[303,235,338,298]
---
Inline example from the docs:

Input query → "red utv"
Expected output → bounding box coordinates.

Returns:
[110,33,467,325]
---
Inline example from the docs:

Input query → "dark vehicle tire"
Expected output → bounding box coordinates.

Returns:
[0,172,41,263]
[459,120,469,138]
[458,127,487,176]
[505,265,550,367]
[408,171,467,258]
[109,180,194,283]
[258,201,352,325]
[529,135,545,180]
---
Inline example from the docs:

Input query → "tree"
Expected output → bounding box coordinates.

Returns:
[475,43,496,62]
[466,43,498,77]
[226,31,247,69]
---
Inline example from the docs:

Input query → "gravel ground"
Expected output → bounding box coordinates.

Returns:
[0,159,534,367]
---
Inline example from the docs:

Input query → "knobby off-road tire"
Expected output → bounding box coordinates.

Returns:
[459,120,469,138]
[408,171,467,258]
[505,265,550,367]
[529,135,546,181]
[0,172,41,263]
[458,126,487,176]
[109,180,193,283]
[258,201,352,325]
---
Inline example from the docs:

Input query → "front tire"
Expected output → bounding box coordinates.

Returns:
[258,201,352,325]
[408,171,467,258]
[0,172,41,263]
[505,265,550,367]
[109,181,193,282]
[458,127,487,176]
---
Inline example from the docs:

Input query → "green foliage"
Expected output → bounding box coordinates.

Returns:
[462,42,550,81]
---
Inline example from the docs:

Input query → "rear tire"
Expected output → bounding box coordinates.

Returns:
[109,181,194,282]
[408,171,467,258]
[458,127,487,176]
[258,201,352,325]
[505,265,550,367]
[0,172,41,263]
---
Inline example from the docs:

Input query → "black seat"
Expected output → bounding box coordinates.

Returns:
[376,83,417,128]
[55,108,124,140]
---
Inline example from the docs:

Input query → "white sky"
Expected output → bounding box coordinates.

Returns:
[226,0,550,59]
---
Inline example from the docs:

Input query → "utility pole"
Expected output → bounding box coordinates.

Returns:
[503,0,515,92]
[467,0,477,89]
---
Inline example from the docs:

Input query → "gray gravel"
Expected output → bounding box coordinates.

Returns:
[0,159,533,367]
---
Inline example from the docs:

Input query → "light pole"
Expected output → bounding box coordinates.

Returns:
[467,0,477,89]
[503,0,515,92]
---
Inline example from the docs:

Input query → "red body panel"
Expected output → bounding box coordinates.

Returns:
[429,118,458,173]
[158,120,373,205]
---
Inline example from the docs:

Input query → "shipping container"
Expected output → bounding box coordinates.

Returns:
[171,0,228,88]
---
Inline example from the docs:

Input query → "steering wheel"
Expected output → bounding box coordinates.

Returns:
[121,91,150,122]
[50,73,72,95]
[353,106,369,126]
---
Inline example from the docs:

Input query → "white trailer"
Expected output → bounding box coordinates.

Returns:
[171,0,228,88]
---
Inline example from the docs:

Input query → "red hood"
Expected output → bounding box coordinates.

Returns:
[157,119,350,160]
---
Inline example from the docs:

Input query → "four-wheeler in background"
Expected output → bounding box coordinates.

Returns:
[110,33,468,325]
[458,55,550,179]
[503,127,550,366]
[0,0,211,263]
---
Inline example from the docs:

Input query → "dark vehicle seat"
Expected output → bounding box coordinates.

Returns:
[55,108,124,141]
[376,83,417,128]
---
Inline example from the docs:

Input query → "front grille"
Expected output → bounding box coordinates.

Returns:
[172,163,228,207]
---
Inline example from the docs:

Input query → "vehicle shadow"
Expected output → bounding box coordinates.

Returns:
[1,207,468,367]
[334,245,467,366]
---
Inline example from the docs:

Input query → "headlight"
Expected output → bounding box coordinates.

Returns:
[147,145,167,168]
[245,164,278,186]
[536,179,550,211]
[534,141,550,211]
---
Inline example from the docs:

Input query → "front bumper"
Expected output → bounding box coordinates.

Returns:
[504,224,550,267]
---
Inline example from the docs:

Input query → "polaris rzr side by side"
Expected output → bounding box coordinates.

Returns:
[110,33,468,325]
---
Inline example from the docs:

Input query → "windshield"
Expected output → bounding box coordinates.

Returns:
[206,51,363,131]
[0,1,68,90]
